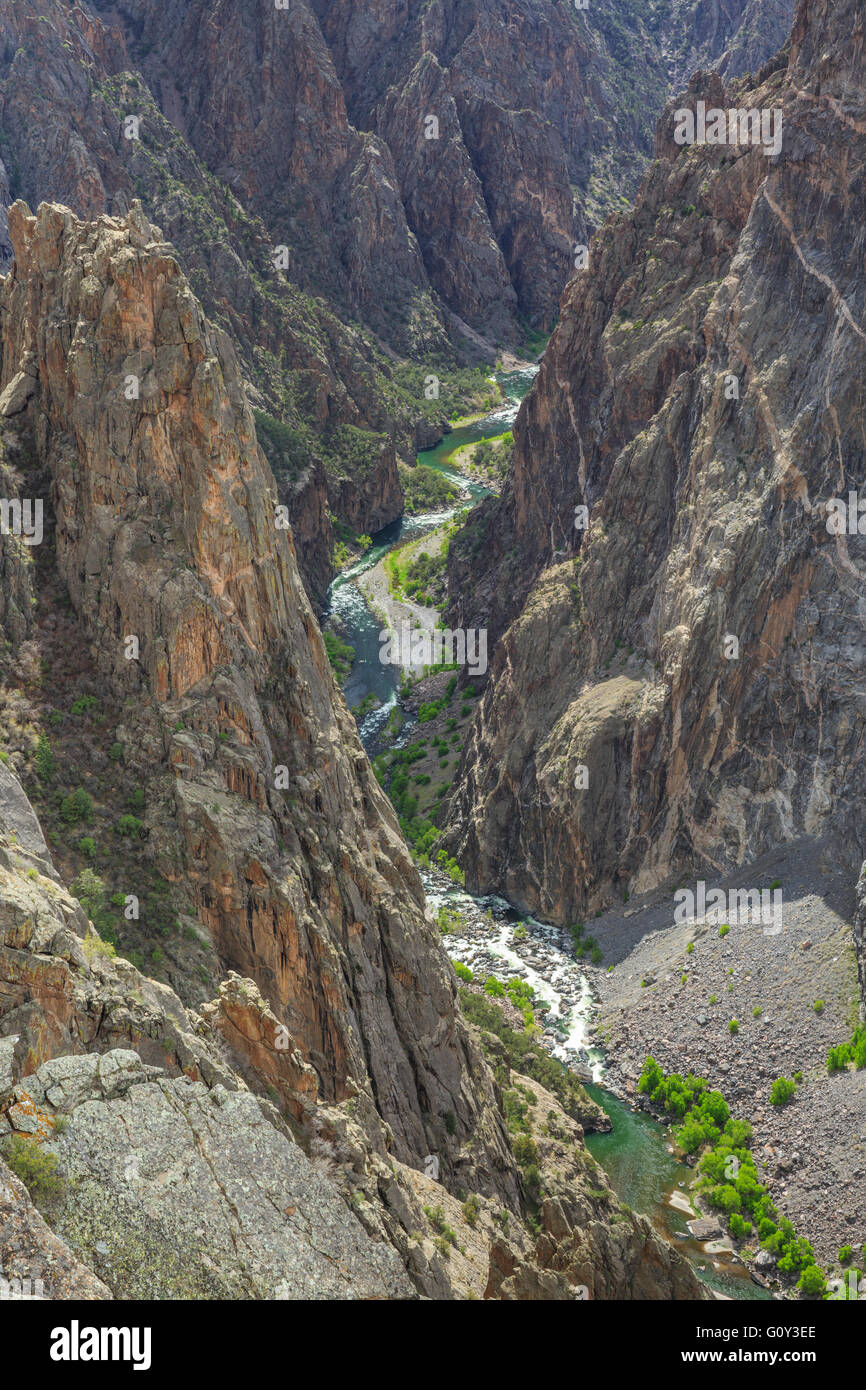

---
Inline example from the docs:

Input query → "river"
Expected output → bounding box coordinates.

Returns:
[322,367,535,744]
[323,369,771,1301]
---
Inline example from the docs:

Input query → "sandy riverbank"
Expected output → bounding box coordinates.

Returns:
[356,524,449,678]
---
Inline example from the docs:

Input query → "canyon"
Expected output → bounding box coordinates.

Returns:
[1,0,861,1312]
[0,196,706,1301]
[0,0,794,605]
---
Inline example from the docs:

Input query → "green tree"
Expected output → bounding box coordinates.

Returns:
[35,733,55,783]
[797,1265,825,1298]
[770,1077,796,1107]
[60,788,93,824]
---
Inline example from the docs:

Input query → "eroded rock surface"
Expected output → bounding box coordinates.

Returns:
[0,198,516,1201]
[445,0,866,942]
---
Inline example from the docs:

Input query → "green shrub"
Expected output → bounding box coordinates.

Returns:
[708,1183,741,1214]
[115,814,144,837]
[76,836,96,859]
[71,869,118,946]
[812,999,824,1014]
[796,1265,825,1297]
[435,848,464,885]
[729,1019,739,1035]
[323,629,355,682]
[770,1077,796,1107]
[827,1042,853,1073]
[1,1135,64,1208]
[838,1245,854,1265]
[462,1194,480,1228]
[423,1204,457,1247]
[718,924,730,938]
[454,961,473,983]
[70,695,99,717]
[60,788,93,824]
[483,976,505,999]
[108,742,124,761]
[82,933,117,960]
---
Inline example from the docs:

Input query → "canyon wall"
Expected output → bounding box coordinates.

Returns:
[445,0,866,931]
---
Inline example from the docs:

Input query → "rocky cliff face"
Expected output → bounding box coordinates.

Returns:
[316,0,799,326]
[0,197,515,1197]
[316,0,667,332]
[89,0,439,351]
[445,0,866,929]
[663,0,796,90]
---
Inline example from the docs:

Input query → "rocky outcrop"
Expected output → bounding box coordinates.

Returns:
[0,1153,110,1300]
[0,198,518,1205]
[6,1049,415,1300]
[445,0,866,924]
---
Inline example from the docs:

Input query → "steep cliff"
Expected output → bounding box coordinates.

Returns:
[315,0,798,327]
[444,0,866,925]
[316,0,667,331]
[662,0,796,89]
[0,198,516,1196]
